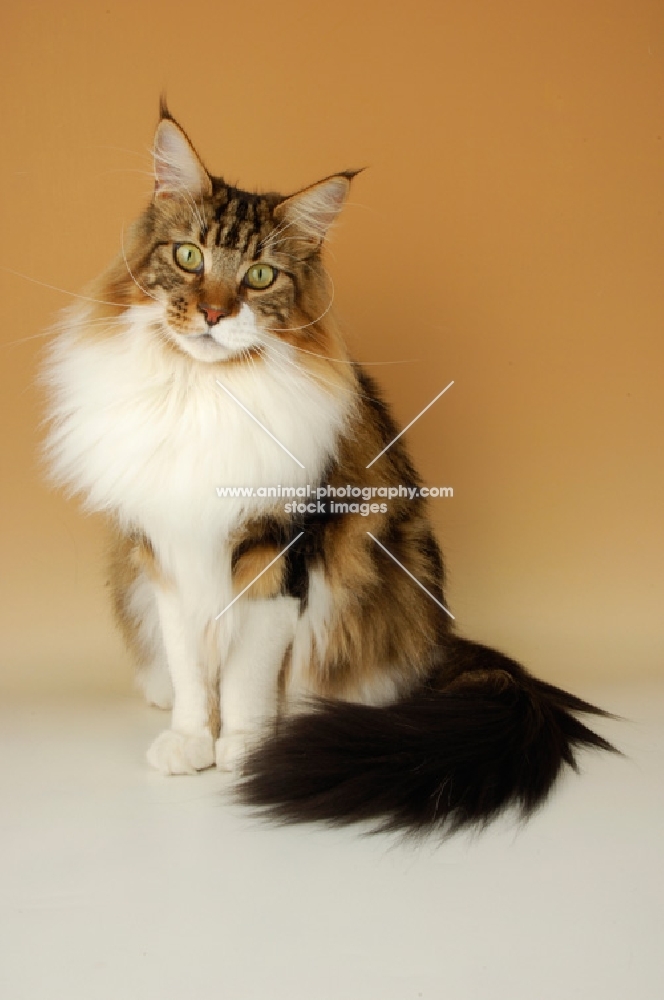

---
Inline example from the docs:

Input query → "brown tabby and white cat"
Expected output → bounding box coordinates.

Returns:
[43,104,614,834]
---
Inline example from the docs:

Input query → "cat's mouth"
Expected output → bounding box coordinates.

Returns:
[160,303,264,363]
[186,327,240,347]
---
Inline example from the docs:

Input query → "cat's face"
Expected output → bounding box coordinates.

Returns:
[121,114,354,365]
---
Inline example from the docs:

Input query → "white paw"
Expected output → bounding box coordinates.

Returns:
[215,733,253,772]
[147,729,215,775]
[137,663,174,710]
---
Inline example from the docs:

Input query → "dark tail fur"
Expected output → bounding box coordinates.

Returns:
[238,637,618,836]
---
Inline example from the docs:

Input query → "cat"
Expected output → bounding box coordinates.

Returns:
[42,102,616,836]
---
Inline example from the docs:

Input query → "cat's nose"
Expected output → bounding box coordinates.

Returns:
[197,303,229,326]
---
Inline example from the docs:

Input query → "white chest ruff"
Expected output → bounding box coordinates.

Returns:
[43,305,350,547]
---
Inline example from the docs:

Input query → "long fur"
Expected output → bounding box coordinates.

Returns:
[238,637,618,835]
[41,106,617,825]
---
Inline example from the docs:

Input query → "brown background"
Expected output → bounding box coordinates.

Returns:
[1,0,662,695]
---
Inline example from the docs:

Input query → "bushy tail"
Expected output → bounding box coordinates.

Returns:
[238,637,618,836]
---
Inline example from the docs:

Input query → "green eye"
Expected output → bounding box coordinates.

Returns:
[243,263,277,290]
[174,243,203,273]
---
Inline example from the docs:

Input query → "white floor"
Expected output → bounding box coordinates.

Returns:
[1,682,662,1000]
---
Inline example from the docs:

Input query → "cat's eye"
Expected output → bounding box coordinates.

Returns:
[174,243,203,273]
[243,263,277,290]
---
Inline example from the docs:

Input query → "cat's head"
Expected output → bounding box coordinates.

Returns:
[114,105,357,364]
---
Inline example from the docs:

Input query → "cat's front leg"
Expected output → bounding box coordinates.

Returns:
[146,587,216,775]
[216,597,299,771]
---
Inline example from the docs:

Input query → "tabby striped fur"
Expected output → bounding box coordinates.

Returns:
[42,105,616,835]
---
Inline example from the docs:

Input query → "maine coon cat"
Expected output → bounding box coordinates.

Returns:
[43,104,615,834]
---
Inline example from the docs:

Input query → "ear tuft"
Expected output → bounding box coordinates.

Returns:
[273,172,357,248]
[153,117,212,200]
[159,93,173,122]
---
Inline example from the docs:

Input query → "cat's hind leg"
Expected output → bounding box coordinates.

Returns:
[136,656,173,711]
[120,571,174,710]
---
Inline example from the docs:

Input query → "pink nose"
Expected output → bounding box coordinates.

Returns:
[198,303,229,326]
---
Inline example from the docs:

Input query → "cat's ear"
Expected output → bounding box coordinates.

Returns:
[153,116,212,200]
[273,171,360,250]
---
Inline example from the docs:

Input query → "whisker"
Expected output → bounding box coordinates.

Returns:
[98,167,156,180]
[3,316,115,348]
[258,345,338,404]
[262,231,307,248]
[120,224,161,303]
[265,274,335,333]
[281,341,419,367]
[264,218,295,242]
[152,146,206,230]
[1,329,59,349]
[341,199,377,214]
[0,265,128,308]
[268,349,336,396]
[261,260,417,366]
[90,144,151,159]
[171,184,205,231]
[259,339,371,404]
[4,311,131,350]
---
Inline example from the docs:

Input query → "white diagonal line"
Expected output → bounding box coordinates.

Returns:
[366,531,455,620]
[215,532,304,620]
[366,380,454,469]
[215,379,305,469]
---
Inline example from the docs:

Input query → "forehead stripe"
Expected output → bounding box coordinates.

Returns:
[213,187,229,221]
[235,198,249,223]
[216,197,239,246]
[247,231,262,259]
[222,217,241,249]
[236,220,257,255]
